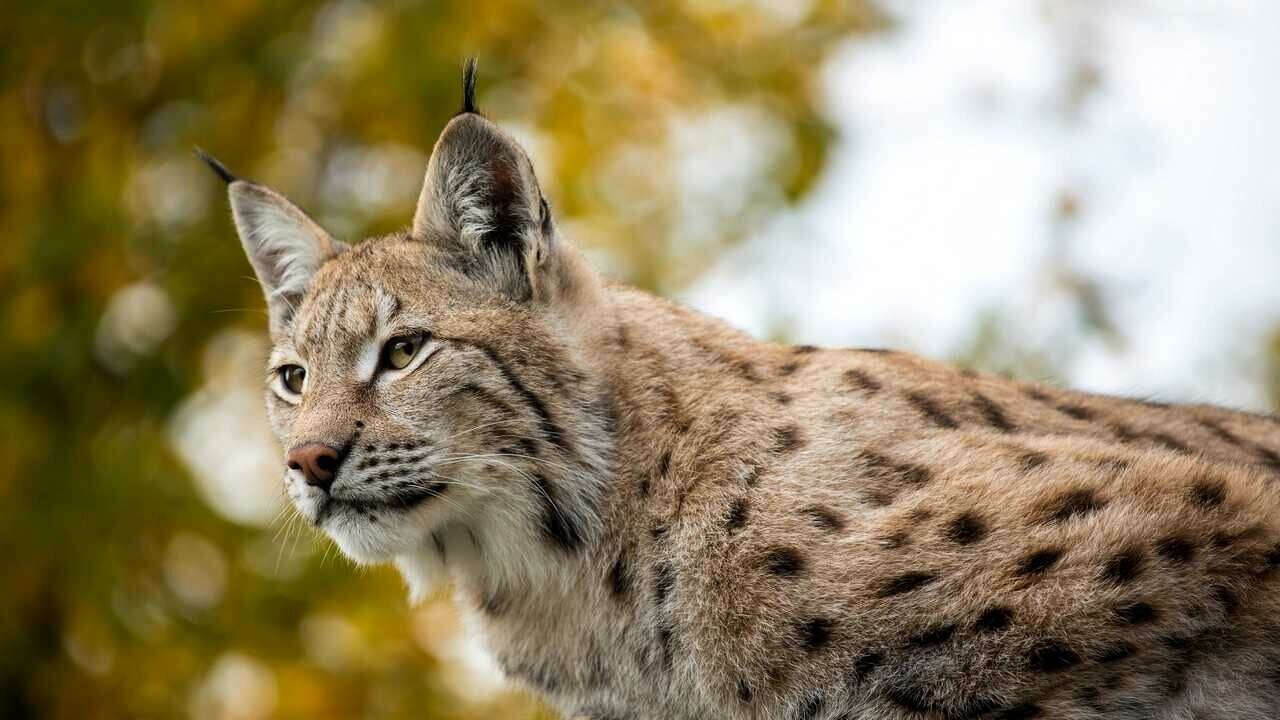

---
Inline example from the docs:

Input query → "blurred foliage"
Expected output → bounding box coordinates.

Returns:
[0,0,885,718]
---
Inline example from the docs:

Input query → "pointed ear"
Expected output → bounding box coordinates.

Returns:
[412,105,553,301]
[199,150,347,333]
[230,182,348,332]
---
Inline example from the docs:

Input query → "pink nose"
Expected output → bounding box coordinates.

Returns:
[287,443,341,492]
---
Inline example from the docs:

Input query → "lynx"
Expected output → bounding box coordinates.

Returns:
[203,62,1280,719]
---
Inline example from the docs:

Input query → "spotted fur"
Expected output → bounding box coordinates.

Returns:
[209,63,1280,719]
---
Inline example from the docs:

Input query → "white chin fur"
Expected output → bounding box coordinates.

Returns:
[324,515,418,565]
[328,530,394,565]
[395,549,448,604]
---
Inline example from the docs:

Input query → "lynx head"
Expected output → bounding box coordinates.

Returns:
[203,62,613,599]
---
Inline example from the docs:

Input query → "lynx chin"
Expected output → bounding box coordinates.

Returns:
[203,61,1280,719]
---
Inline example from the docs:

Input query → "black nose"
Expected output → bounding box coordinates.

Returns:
[286,442,342,492]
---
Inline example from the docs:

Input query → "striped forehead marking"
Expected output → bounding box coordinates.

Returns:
[355,290,403,382]
[295,281,400,356]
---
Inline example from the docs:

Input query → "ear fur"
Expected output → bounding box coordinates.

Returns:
[412,63,554,301]
[198,150,347,333]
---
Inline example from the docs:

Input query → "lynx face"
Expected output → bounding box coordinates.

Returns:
[207,69,611,578]
[263,239,554,564]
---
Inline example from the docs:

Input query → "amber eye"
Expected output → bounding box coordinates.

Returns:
[382,335,423,371]
[279,365,306,394]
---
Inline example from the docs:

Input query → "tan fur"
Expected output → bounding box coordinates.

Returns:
[215,78,1280,720]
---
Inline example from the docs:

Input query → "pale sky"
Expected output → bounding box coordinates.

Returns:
[687,0,1280,411]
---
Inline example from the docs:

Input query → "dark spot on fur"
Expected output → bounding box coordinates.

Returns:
[1114,602,1157,624]
[1210,585,1238,614]
[655,622,675,671]
[480,588,509,616]
[1095,642,1136,664]
[1041,488,1108,524]
[1158,633,1204,695]
[878,572,935,597]
[889,456,932,487]
[879,529,910,549]
[1146,432,1190,453]
[908,623,956,647]
[1199,418,1241,445]
[1017,549,1063,577]
[1109,422,1139,443]
[1156,536,1196,564]
[858,451,933,503]
[501,658,561,693]
[945,513,987,545]
[883,686,931,713]
[532,473,584,552]
[1264,543,1280,569]
[1189,479,1226,508]
[734,359,760,382]
[1028,640,1080,672]
[770,391,793,405]
[843,368,882,394]
[778,361,802,376]
[884,686,998,718]
[1254,445,1280,472]
[1057,404,1094,421]
[976,607,1013,632]
[1019,450,1049,471]
[653,562,675,605]
[973,392,1015,432]
[801,505,846,531]
[1098,456,1132,476]
[1024,387,1052,402]
[1212,524,1263,548]
[654,382,691,434]
[608,553,630,598]
[693,338,762,383]
[865,489,896,507]
[998,703,1043,719]
[656,450,671,478]
[906,392,959,429]
[853,650,883,679]
[737,678,753,703]
[1102,548,1145,584]
[765,547,805,577]
[726,497,750,532]
[773,425,804,454]
[795,344,819,354]
[798,618,834,651]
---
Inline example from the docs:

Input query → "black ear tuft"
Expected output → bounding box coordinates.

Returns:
[195,147,238,185]
[460,57,479,115]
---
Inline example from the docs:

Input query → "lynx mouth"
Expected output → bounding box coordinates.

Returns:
[315,482,448,524]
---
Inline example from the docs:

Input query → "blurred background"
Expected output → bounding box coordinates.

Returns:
[2,0,1278,717]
